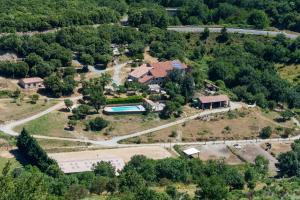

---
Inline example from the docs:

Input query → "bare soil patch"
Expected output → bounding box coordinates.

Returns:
[49,146,173,163]
[261,142,292,158]
[127,108,294,143]
[182,144,243,165]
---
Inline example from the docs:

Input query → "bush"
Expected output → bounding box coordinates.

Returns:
[259,126,272,139]
[89,117,109,131]
[106,95,143,104]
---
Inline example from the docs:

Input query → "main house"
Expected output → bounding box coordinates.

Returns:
[128,60,188,85]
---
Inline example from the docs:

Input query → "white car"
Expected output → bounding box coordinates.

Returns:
[233,144,242,149]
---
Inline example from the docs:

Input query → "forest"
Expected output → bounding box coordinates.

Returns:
[0,0,299,32]
[0,24,299,109]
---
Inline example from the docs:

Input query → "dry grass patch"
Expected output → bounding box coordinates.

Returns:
[261,142,292,158]
[276,64,300,85]
[15,109,173,140]
[37,139,91,150]
[0,99,57,122]
[124,108,292,144]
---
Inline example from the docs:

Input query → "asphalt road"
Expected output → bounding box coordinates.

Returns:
[167,26,299,39]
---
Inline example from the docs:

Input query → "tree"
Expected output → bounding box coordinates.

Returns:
[64,99,73,111]
[124,155,156,182]
[217,27,230,43]
[119,170,145,193]
[135,188,171,200]
[254,155,269,177]
[259,126,272,139]
[64,184,89,200]
[89,117,109,131]
[29,94,39,104]
[16,128,60,175]
[195,176,228,200]
[80,53,94,65]
[160,101,182,119]
[248,10,270,29]
[276,140,300,177]
[90,176,109,195]
[280,110,294,121]
[89,88,106,113]
[106,178,119,194]
[201,27,210,40]
[93,161,115,177]
[244,168,257,189]
[72,104,92,120]
[223,168,244,190]
[67,120,77,131]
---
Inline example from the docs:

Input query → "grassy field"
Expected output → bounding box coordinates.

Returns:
[15,110,175,140]
[0,99,58,122]
[122,108,296,144]
[37,139,91,150]
[276,64,300,85]
[15,111,72,138]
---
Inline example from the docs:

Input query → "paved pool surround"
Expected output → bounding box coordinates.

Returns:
[104,105,146,114]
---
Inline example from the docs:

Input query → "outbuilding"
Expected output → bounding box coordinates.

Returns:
[18,77,44,89]
[183,147,200,158]
[197,95,230,109]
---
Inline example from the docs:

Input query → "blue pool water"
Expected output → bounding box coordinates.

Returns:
[110,105,144,112]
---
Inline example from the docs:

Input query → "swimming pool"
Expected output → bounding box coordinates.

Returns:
[104,105,146,114]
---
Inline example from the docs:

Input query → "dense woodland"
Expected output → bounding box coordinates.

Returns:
[0,25,299,109]
[0,0,299,32]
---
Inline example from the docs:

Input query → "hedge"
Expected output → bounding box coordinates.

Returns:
[0,90,12,98]
[106,95,144,105]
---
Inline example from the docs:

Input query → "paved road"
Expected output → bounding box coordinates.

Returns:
[167,26,299,39]
[1,25,298,40]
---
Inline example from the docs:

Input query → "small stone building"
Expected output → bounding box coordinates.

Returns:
[18,77,44,89]
[197,95,230,109]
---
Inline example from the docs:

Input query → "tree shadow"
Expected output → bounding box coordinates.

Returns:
[9,149,30,167]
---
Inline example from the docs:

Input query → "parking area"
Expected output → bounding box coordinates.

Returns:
[182,144,244,165]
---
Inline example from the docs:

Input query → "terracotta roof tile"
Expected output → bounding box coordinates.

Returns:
[129,64,151,79]
[20,77,43,84]
[138,75,154,84]
[199,95,229,104]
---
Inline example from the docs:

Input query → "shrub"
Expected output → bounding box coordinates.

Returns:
[259,126,272,139]
[89,117,109,131]
[106,95,143,104]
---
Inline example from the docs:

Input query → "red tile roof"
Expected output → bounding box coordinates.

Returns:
[130,60,188,83]
[138,75,154,84]
[129,64,151,79]
[150,67,168,78]
[20,77,43,84]
[198,95,229,104]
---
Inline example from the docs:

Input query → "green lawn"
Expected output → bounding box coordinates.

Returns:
[15,111,72,138]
